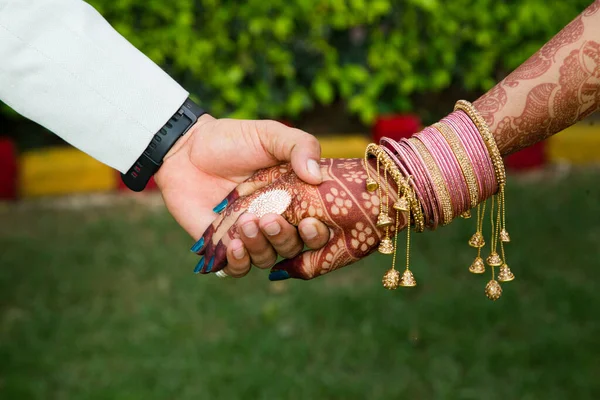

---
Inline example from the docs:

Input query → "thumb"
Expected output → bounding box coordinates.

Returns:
[257,120,323,185]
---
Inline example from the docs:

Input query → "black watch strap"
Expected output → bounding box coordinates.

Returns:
[121,98,206,192]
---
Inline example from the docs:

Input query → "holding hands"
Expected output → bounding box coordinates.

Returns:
[192,158,409,281]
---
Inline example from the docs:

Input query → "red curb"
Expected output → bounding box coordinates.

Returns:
[505,142,546,170]
[372,114,421,144]
[0,137,17,200]
[116,172,158,191]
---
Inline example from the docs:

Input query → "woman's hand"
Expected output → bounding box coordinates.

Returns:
[193,158,408,280]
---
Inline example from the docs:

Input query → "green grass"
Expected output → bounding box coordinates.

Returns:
[2,171,600,399]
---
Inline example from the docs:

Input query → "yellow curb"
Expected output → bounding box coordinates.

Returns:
[19,147,117,198]
[317,134,371,159]
[547,123,600,165]
[15,124,599,199]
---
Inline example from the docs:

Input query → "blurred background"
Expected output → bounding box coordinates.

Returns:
[1,0,600,398]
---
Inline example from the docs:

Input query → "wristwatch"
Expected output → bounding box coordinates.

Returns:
[121,98,206,192]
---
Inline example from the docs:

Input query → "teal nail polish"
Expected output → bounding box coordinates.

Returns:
[269,270,290,281]
[212,199,228,213]
[206,256,215,273]
[193,257,205,274]
[190,237,205,252]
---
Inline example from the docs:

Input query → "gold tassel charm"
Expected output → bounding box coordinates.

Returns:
[486,252,503,267]
[461,210,472,219]
[378,237,394,255]
[500,228,511,243]
[366,177,378,192]
[376,212,394,228]
[469,257,485,274]
[400,269,417,287]
[363,148,379,192]
[382,269,401,290]
[485,280,502,301]
[393,196,410,212]
[468,232,485,248]
[497,263,515,282]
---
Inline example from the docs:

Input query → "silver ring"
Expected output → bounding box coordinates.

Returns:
[215,270,229,278]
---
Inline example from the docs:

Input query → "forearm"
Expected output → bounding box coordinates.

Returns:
[473,0,600,156]
[0,0,188,173]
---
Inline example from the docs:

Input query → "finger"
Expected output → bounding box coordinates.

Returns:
[238,212,277,269]
[258,214,303,259]
[268,228,356,280]
[212,164,291,215]
[201,234,229,273]
[190,223,214,255]
[298,217,331,250]
[222,239,252,278]
[193,187,253,257]
[256,120,322,185]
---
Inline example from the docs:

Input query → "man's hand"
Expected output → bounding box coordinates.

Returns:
[154,114,325,240]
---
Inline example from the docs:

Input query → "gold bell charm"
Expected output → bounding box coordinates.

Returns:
[376,212,394,228]
[400,269,417,287]
[393,196,410,212]
[460,210,472,219]
[469,257,485,274]
[468,232,485,248]
[485,280,502,301]
[486,252,503,267]
[366,177,378,192]
[382,269,401,290]
[497,263,515,282]
[378,237,394,255]
[500,229,511,243]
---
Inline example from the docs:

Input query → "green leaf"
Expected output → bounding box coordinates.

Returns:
[312,76,334,104]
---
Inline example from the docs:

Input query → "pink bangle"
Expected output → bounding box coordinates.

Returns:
[386,138,439,228]
[417,126,469,216]
[378,109,500,229]
[380,138,432,225]
[442,114,487,200]
[454,111,497,198]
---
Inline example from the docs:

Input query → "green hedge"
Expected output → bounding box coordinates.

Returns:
[2,0,593,124]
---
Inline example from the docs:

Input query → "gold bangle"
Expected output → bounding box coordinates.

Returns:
[365,144,425,233]
[433,122,480,208]
[454,100,506,186]
[455,100,515,301]
[409,138,453,226]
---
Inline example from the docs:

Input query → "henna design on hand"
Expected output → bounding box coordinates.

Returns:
[195,158,407,279]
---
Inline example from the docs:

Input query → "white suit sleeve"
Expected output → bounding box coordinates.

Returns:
[0,0,189,173]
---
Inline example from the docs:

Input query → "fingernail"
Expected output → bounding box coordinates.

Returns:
[242,222,259,238]
[212,198,228,213]
[233,246,245,260]
[205,256,215,273]
[269,270,290,281]
[263,221,281,236]
[190,237,205,252]
[307,159,322,181]
[193,257,205,274]
[301,224,318,240]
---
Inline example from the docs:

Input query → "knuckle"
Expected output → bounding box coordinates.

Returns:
[277,243,303,259]
[253,255,277,269]
[254,260,277,270]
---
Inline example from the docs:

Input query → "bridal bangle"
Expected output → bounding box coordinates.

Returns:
[368,100,515,300]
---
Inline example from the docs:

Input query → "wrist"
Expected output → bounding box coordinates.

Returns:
[155,114,215,189]
[162,113,215,162]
